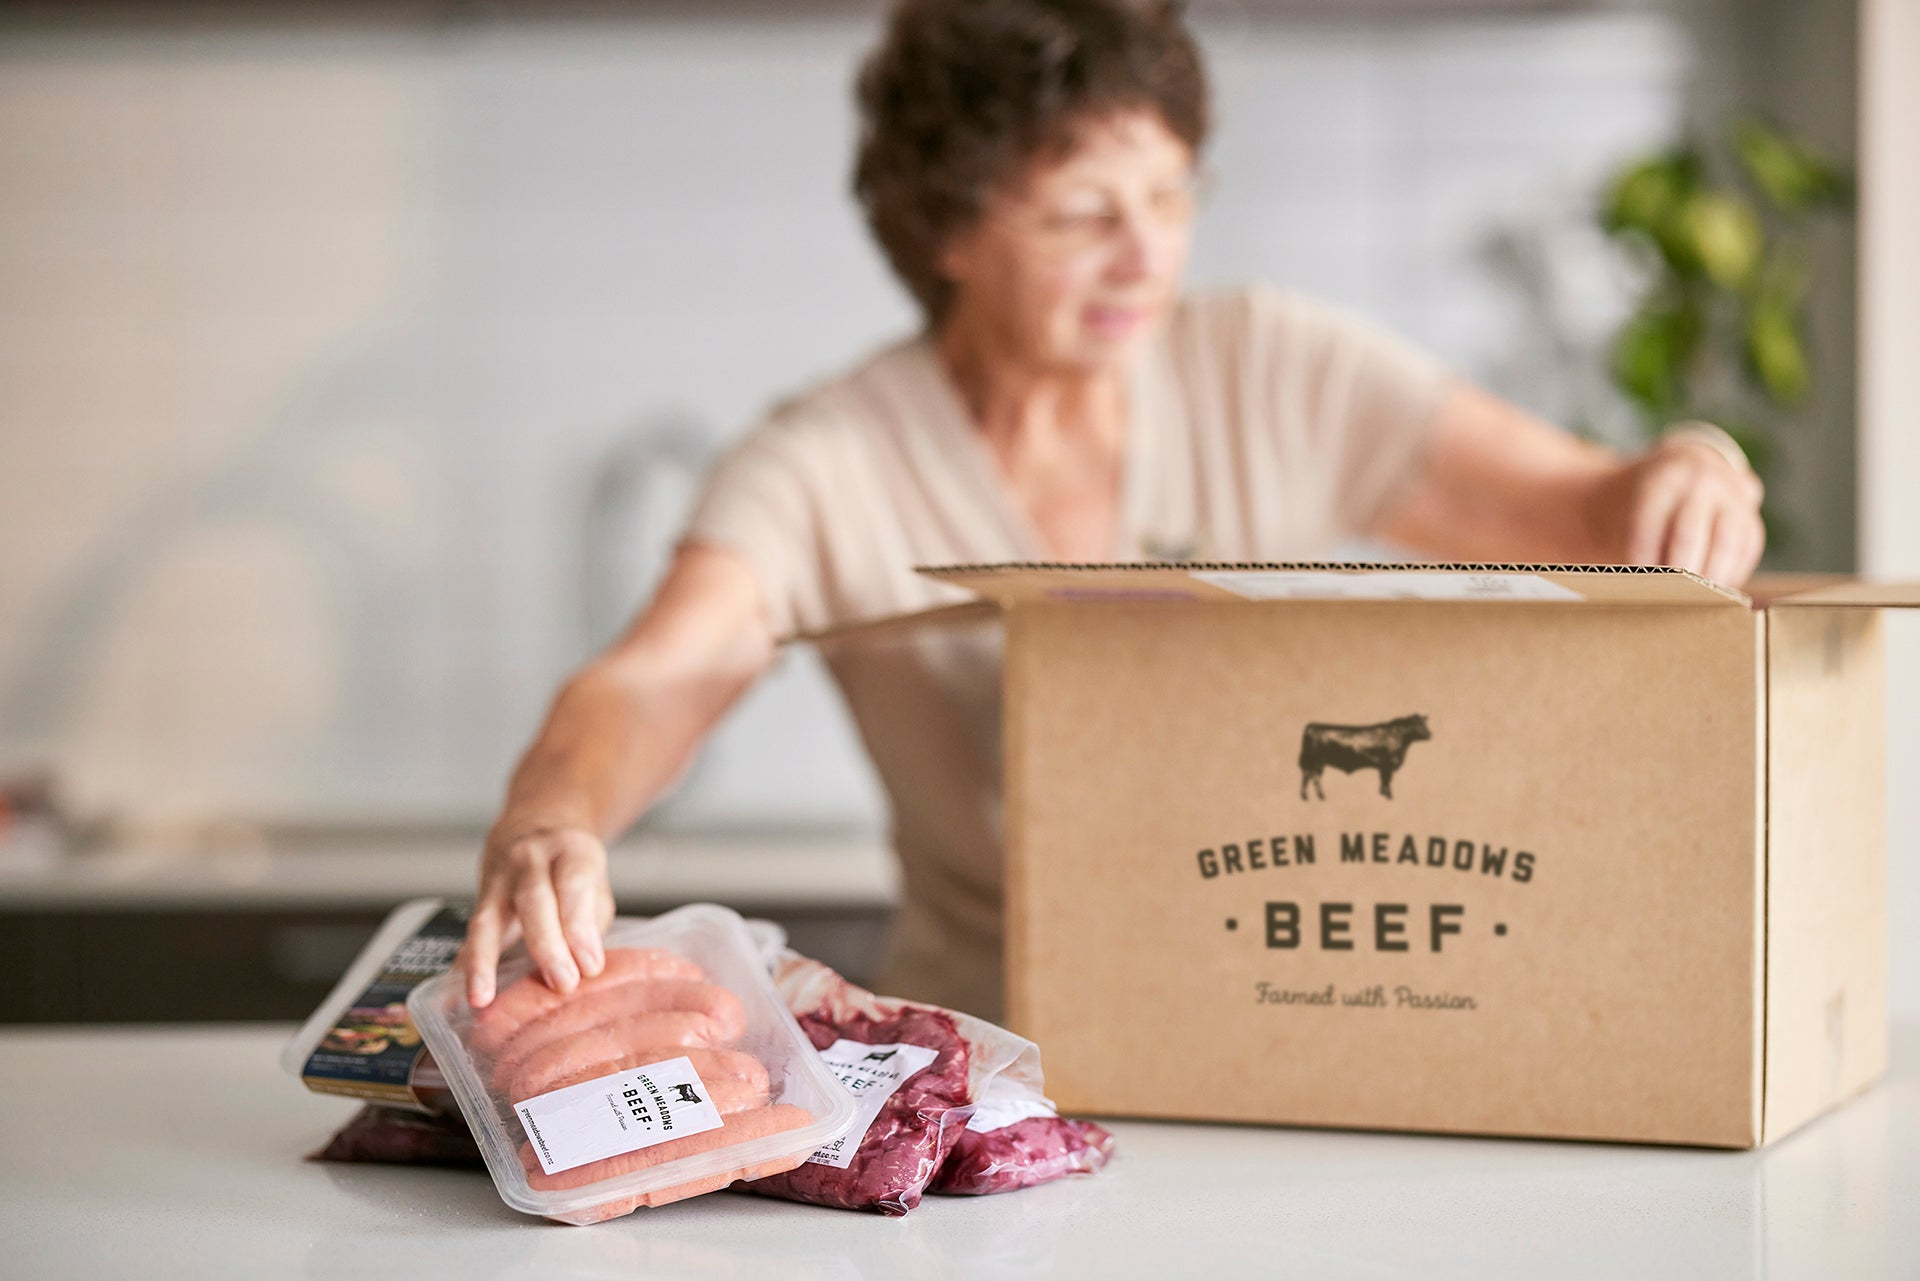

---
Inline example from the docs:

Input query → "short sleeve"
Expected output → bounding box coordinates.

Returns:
[678,418,828,640]
[1243,285,1456,538]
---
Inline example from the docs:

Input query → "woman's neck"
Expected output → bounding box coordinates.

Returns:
[935,317,1128,472]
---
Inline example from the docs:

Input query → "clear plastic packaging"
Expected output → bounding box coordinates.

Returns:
[743,949,1042,1215]
[307,1104,483,1167]
[408,903,856,1225]
[930,1076,1116,1196]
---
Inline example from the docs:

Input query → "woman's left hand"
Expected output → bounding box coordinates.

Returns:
[1591,432,1766,586]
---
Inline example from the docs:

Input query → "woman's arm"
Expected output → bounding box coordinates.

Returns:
[463,541,776,1007]
[1370,382,1766,586]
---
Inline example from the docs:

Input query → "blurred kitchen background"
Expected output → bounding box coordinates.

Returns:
[2,0,1914,1022]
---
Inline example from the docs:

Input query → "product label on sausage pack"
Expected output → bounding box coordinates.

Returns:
[806,1039,942,1169]
[513,1055,723,1177]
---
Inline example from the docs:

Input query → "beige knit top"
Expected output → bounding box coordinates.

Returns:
[682,285,1452,1020]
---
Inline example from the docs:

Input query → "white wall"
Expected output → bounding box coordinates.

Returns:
[1858,0,1920,1021]
[1,8,1706,831]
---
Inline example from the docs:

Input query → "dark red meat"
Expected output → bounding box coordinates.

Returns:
[932,1116,1116,1196]
[307,1105,483,1167]
[743,1003,973,1215]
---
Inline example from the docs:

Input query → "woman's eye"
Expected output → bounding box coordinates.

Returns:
[1046,207,1113,231]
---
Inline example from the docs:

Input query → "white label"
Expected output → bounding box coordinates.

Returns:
[514,1055,723,1177]
[806,1039,941,1169]
[1192,570,1584,603]
[964,1095,1057,1134]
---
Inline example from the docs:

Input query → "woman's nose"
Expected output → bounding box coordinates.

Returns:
[1105,214,1176,283]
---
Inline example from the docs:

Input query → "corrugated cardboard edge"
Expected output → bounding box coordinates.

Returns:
[1002,606,1035,1041]
[1762,580,1920,609]
[788,600,999,649]
[783,566,1772,648]
[918,561,1751,608]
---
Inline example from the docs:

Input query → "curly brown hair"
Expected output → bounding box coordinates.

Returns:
[854,0,1210,326]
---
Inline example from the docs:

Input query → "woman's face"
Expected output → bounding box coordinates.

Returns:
[938,109,1198,373]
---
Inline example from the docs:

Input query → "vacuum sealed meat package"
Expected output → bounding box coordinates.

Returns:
[407,904,855,1225]
[741,951,1046,1215]
[930,1076,1116,1196]
[308,1104,483,1167]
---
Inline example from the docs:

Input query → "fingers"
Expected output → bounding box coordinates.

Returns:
[465,826,615,1007]
[1627,469,1687,567]
[513,862,578,996]
[1670,462,1765,586]
[1625,440,1766,585]
[1701,509,1735,588]
[464,900,507,1008]
[552,835,610,979]
[1705,507,1766,587]
[1664,491,1716,577]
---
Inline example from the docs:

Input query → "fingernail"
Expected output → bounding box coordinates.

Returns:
[553,962,578,990]
[580,943,604,977]
[469,979,493,1008]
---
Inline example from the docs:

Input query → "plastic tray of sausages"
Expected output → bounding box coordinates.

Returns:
[408,902,857,1224]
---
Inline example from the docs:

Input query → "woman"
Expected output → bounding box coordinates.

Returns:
[462,0,1762,1020]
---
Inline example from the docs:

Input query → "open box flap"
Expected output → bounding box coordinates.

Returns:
[915,561,1749,608]
[792,599,999,647]
[1757,577,1920,609]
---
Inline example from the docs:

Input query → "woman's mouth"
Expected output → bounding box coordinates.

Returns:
[1082,304,1152,340]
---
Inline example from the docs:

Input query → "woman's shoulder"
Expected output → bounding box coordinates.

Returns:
[740,334,932,451]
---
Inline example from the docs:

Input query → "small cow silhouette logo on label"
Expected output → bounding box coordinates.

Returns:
[863,1049,898,1063]
[1299,714,1432,800]
[671,1083,703,1104]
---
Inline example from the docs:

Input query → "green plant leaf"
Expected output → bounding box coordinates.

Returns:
[1679,190,1763,289]
[1612,301,1700,414]
[1744,301,1810,405]
[1601,151,1705,274]
[1733,117,1852,212]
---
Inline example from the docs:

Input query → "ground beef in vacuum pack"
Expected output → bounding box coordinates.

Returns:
[308,1105,483,1167]
[931,1077,1116,1196]
[742,952,1044,1215]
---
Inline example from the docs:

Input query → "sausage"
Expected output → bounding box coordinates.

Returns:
[555,1148,813,1222]
[469,948,705,1055]
[508,1045,772,1113]
[492,1011,716,1096]
[490,979,747,1076]
[522,1103,815,1196]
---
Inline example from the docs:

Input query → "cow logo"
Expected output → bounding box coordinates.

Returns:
[671,1083,703,1104]
[863,1049,898,1063]
[1299,714,1432,800]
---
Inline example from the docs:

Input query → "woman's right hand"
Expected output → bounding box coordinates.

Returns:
[457,541,779,1010]
[464,818,616,1008]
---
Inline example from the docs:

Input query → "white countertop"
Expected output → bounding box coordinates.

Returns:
[3,1022,1915,1279]
[0,829,897,910]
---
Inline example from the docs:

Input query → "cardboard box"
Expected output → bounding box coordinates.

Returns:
[902,563,1915,1148]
